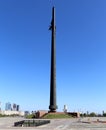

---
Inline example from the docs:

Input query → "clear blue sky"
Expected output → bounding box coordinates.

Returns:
[0,0,106,113]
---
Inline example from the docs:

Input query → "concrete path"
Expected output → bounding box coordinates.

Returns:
[0,117,106,130]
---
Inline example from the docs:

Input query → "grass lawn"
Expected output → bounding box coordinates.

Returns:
[42,113,72,119]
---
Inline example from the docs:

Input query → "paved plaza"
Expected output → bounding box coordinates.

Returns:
[0,117,106,130]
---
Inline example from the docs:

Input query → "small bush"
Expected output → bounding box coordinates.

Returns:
[0,114,6,117]
[26,114,36,119]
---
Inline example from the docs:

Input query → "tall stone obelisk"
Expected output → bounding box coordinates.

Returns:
[49,7,57,112]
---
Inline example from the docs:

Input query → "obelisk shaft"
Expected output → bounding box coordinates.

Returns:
[49,7,57,112]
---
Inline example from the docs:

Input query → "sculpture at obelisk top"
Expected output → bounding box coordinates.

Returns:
[49,7,57,112]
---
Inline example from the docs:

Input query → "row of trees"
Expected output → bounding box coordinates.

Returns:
[80,112,106,117]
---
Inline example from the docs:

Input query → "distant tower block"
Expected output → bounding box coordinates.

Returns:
[16,105,19,111]
[49,7,57,112]
[13,103,17,111]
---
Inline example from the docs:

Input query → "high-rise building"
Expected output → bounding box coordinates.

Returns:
[16,105,19,111]
[5,102,11,111]
[13,103,17,111]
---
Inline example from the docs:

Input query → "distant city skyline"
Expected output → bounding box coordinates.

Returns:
[5,102,11,111]
[4,102,19,111]
[0,0,106,113]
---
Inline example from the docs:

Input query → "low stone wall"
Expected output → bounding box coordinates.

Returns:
[36,111,48,118]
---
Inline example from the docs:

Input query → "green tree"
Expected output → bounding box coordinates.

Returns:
[89,112,96,117]
[103,113,106,117]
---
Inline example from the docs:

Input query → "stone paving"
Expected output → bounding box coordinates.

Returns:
[0,117,106,130]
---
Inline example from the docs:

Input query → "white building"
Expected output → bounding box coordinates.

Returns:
[0,110,25,116]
